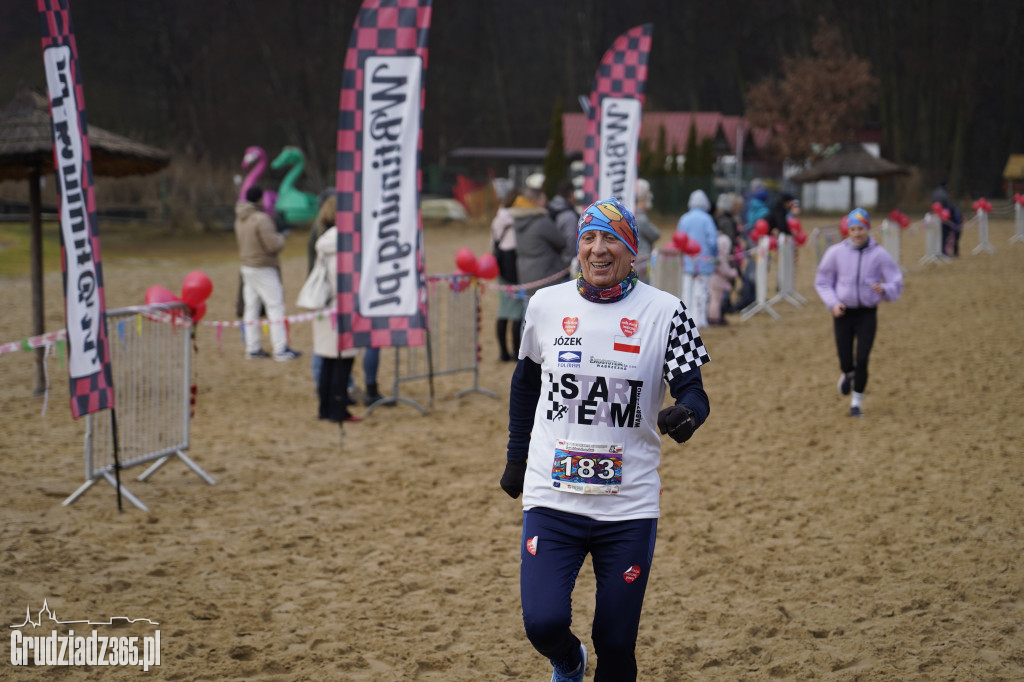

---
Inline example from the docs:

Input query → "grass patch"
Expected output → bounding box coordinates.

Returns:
[0,219,241,277]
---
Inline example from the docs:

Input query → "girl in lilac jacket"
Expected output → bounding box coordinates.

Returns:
[814,208,903,417]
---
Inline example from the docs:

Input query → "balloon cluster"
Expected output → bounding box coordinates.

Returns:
[971,197,994,212]
[750,218,770,241]
[888,209,911,229]
[1014,193,1024,206]
[670,231,702,255]
[144,271,214,323]
[786,216,808,246]
[930,202,951,221]
[453,247,499,279]
[748,218,806,248]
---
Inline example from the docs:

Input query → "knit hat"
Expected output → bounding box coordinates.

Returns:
[245,186,263,204]
[847,207,870,230]
[576,197,639,256]
[524,173,545,191]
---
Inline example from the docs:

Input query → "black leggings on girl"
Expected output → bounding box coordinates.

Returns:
[833,306,877,393]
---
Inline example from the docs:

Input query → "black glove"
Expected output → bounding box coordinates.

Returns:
[657,405,696,443]
[500,460,528,499]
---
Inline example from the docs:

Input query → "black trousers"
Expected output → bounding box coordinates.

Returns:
[317,356,354,421]
[833,306,877,394]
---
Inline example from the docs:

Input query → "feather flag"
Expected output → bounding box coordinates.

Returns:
[37,0,115,418]
[581,24,653,213]
[335,0,432,351]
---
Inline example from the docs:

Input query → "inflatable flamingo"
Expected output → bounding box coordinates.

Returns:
[239,146,278,214]
[270,146,319,225]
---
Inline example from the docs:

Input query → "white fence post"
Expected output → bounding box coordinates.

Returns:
[971,208,995,255]
[740,237,780,321]
[881,219,906,273]
[920,213,951,265]
[1011,202,1024,244]
[767,233,805,308]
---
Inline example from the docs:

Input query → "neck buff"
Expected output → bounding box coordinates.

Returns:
[576,268,640,304]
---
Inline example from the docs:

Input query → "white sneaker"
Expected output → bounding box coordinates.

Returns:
[551,643,587,682]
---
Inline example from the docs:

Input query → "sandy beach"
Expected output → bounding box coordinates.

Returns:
[1,214,1022,680]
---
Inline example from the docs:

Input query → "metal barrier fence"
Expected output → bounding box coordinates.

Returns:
[63,302,214,511]
[375,274,496,415]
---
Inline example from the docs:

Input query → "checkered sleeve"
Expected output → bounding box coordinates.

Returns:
[663,302,710,382]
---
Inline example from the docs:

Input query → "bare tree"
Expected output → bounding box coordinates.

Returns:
[745,17,878,162]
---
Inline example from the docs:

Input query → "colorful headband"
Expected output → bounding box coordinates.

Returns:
[576,198,639,256]
[847,207,870,230]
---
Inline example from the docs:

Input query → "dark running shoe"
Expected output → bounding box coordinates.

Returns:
[837,372,853,396]
[849,406,864,418]
[274,347,303,362]
[246,348,271,359]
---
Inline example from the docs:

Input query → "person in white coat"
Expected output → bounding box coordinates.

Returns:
[312,214,361,423]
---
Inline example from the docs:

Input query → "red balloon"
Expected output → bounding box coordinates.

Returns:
[145,285,180,305]
[940,208,951,221]
[839,215,849,238]
[931,201,944,214]
[449,270,474,293]
[672,231,690,250]
[786,216,801,233]
[753,218,770,238]
[793,231,808,246]
[454,247,478,275]
[188,301,207,323]
[684,240,701,256]
[768,236,778,251]
[475,253,499,280]
[181,270,213,307]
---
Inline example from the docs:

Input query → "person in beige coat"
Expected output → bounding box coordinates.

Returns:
[235,186,301,360]
[313,223,361,423]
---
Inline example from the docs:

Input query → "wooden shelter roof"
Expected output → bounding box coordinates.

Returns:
[0,89,169,182]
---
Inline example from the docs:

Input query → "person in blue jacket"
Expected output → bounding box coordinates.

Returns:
[814,208,903,417]
[675,189,718,328]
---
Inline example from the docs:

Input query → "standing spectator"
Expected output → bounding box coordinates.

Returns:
[931,179,963,257]
[492,188,525,362]
[513,173,567,300]
[767,192,797,236]
[709,193,740,325]
[814,208,903,417]
[735,180,770,311]
[547,178,580,273]
[633,178,662,282]
[675,189,718,328]
[234,186,301,361]
[500,196,710,681]
[313,223,361,422]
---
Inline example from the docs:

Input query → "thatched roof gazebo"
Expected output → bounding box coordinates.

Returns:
[790,142,908,210]
[0,89,170,394]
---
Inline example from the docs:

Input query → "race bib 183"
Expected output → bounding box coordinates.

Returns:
[550,440,623,495]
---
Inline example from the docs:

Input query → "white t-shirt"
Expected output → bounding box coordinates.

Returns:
[519,280,709,521]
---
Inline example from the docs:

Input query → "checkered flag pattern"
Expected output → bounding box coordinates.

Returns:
[663,302,710,382]
[335,0,432,351]
[581,24,653,207]
[545,373,563,421]
[38,0,115,419]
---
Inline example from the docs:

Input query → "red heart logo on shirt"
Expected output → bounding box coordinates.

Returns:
[623,565,642,583]
[526,536,538,555]
[620,318,638,337]
[562,317,578,335]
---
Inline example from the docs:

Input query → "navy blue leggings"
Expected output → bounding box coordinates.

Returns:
[520,507,657,682]
[833,306,877,393]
